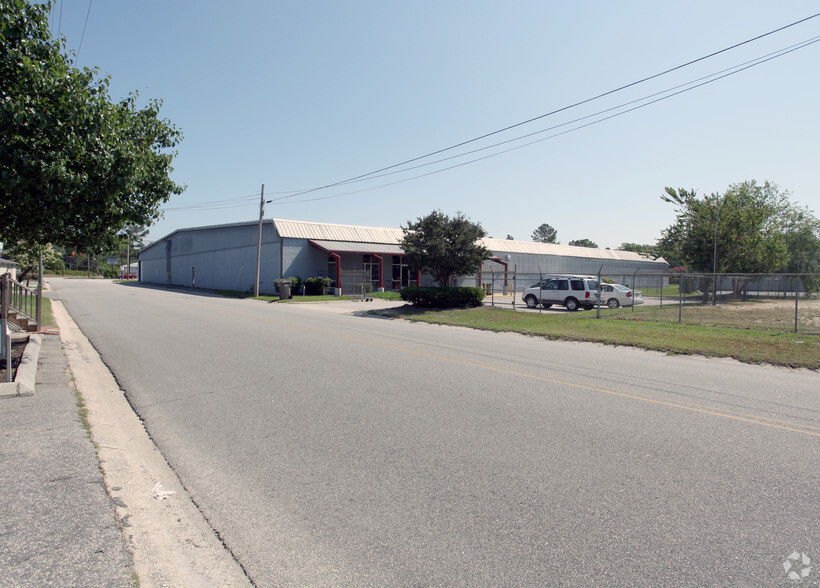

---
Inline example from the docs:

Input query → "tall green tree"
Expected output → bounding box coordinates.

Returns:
[400,210,491,287]
[531,223,558,244]
[0,0,183,253]
[658,181,792,275]
[781,206,820,293]
[657,180,820,296]
[568,238,598,248]
[2,240,61,279]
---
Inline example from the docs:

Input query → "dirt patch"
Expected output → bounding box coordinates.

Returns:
[718,298,820,312]
[0,340,27,382]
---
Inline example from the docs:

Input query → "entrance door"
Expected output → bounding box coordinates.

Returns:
[392,256,411,289]
[363,255,380,290]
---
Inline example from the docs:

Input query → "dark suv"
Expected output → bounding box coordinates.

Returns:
[522,276,600,311]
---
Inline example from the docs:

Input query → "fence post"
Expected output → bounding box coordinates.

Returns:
[596,266,603,319]
[794,276,799,334]
[659,273,663,308]
[512,265,516,310]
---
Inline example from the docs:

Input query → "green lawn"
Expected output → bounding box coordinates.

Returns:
[387,305,820,369]
[40,297,56,330]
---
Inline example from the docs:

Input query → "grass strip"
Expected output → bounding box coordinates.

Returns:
[39,297,56,330]
[392,306,820,369]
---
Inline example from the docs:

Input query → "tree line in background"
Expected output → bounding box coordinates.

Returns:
[527,181,819,282]
[402,180,819,293]
[3,224,148,282]
[529,223,599,249]
[0,0,182,277]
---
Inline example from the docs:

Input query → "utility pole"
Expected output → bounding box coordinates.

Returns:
[254,184,265,297]
[126,228,131,279]
[712,196,722,306]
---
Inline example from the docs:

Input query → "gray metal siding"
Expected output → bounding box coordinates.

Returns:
[281,239,329,281]
[138,219,669,293]
[139,224,281,294]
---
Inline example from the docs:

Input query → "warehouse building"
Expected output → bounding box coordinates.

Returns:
[138,219,668,294]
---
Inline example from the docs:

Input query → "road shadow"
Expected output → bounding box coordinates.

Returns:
[113,280,245,300]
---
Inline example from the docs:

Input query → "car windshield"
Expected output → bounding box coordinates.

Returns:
[614,285,630,292]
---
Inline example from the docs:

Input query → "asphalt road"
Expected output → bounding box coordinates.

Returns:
[48,278,819,587]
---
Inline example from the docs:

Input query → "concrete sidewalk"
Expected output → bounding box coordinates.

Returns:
[0,333,134,586]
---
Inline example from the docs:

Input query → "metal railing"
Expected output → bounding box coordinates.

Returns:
[1,273,39,328]
[1,319,10,382]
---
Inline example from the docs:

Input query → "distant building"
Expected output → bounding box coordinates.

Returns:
[138,219,668,294]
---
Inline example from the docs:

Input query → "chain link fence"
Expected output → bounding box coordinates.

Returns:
[478,266,820,335]
[340,269,374,300]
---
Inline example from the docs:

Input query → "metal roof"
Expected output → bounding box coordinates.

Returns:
[140,218,666,265]
[139,219,264,255]
[309,240,405,255]
[274,219,403,244]
[481,238,666,264]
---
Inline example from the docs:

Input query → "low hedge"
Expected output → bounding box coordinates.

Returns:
[400,286,485,308]
[304,276,332,295]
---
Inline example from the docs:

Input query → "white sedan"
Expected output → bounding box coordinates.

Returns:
[601,284,643,308]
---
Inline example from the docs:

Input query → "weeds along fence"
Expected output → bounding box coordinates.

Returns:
[478,268,820,335]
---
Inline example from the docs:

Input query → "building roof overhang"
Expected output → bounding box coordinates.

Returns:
[308,240,405,256]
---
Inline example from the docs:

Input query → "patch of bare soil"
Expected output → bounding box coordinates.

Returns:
[716,297,820,330]
[0,340,27,382]
[721,298,820,312]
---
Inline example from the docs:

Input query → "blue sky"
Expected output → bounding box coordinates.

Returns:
[50,1,820,249]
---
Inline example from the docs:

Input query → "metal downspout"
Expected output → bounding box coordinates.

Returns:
[374,254,384,290]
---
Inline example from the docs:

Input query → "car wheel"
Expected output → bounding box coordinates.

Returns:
[607,298,620,309]
[565,298,579,311]
[524,295,538,309]
[541,303,552,309]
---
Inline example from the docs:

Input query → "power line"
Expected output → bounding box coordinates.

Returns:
[76,0,94,61]
[163,192,260,212]
[271,36,820,206]
[274,35,820,194]
[160,15,820,215]
[58,0,64,38]
[269,12,820,203]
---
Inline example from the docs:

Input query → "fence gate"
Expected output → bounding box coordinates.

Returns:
[340,269,372,298]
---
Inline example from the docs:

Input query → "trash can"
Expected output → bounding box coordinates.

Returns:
[276,280,292,300]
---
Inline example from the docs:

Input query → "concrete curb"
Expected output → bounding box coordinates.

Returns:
[0,334,42,399]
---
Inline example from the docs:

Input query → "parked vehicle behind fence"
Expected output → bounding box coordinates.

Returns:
[601,283,643,308]
[522,276,600,311]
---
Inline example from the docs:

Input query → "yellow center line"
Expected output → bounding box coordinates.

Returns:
[207,301,820,438]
